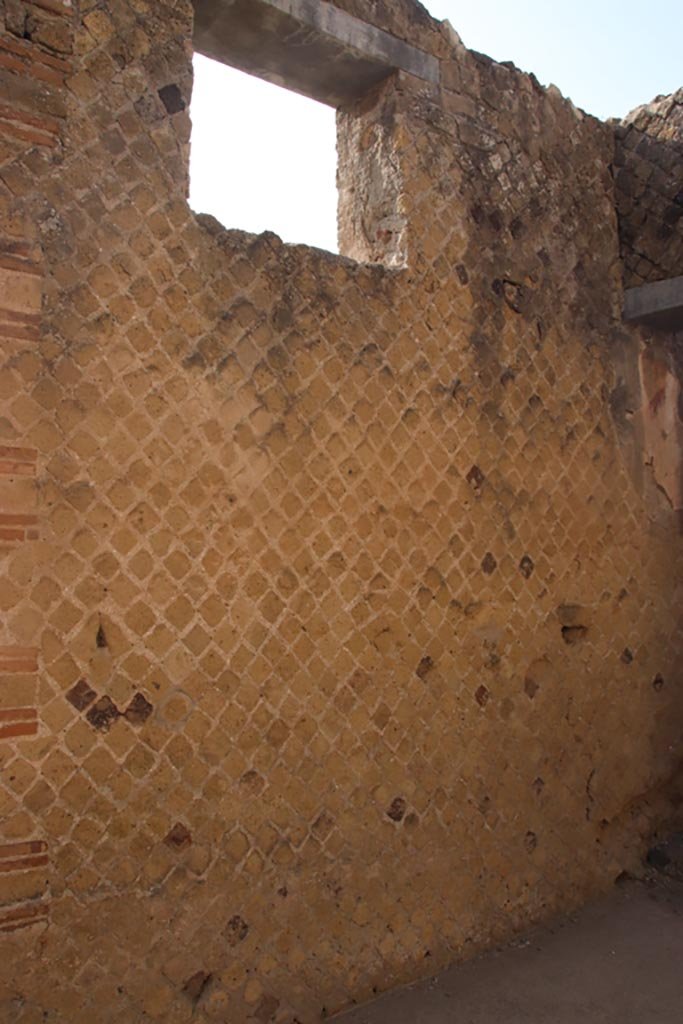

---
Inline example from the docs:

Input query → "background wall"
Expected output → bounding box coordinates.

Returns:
[615,89,683,287]
[0,1,681,1022]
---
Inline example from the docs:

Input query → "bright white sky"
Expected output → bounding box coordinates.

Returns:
[189,0,683,253]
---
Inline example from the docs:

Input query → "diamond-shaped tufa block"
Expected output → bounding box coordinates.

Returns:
[66,679,97,712]
[85,697,120,732]
[124,692,154,725]
[164,823,192,851]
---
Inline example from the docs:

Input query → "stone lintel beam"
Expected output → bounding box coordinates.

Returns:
[623,276,683,331]
[192,0,440,108]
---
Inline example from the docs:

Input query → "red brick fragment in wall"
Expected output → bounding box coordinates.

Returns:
[0,512,39,541]
[0,707,38,739]
[0,306,40,341]
[0,648,39,734]
[0,249,41,276]
[0,438,40,548]
[0,446,38,477]
[0,902,48,933]
[0,645,38,673]
[0,2,74,156]
[0,839,48,873]
[0,101,61,146]
[0,35,72,87]
[0,841,50,931]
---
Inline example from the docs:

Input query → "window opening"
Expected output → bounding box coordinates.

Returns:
[189,54,339,253]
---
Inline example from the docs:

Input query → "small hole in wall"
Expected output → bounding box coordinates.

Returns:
[189,55,338,252]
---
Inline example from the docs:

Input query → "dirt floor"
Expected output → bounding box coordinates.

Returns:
[336,870,683,1023]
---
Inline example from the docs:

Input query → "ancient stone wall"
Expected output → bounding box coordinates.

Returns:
[0,1,681,1022]
[615,88,683,287]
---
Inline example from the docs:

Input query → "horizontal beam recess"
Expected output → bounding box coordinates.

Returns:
[623,276,683,331]
[192,0,440,107]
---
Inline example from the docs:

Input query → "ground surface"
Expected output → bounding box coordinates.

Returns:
[336,874,683,1023]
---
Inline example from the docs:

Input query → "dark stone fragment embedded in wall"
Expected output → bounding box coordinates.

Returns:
[158,84,186,114]
[66,679,97,711]
[165,823,192,850]
[125,693,153,724]
[387,798,407,822]
[86,697,120,732]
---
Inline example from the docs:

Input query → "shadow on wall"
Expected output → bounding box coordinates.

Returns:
[637,344,683,518]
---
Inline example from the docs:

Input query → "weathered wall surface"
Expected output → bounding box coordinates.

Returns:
[613,86,683,520]
[615,88,683,287]
[0,1,682,1022]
